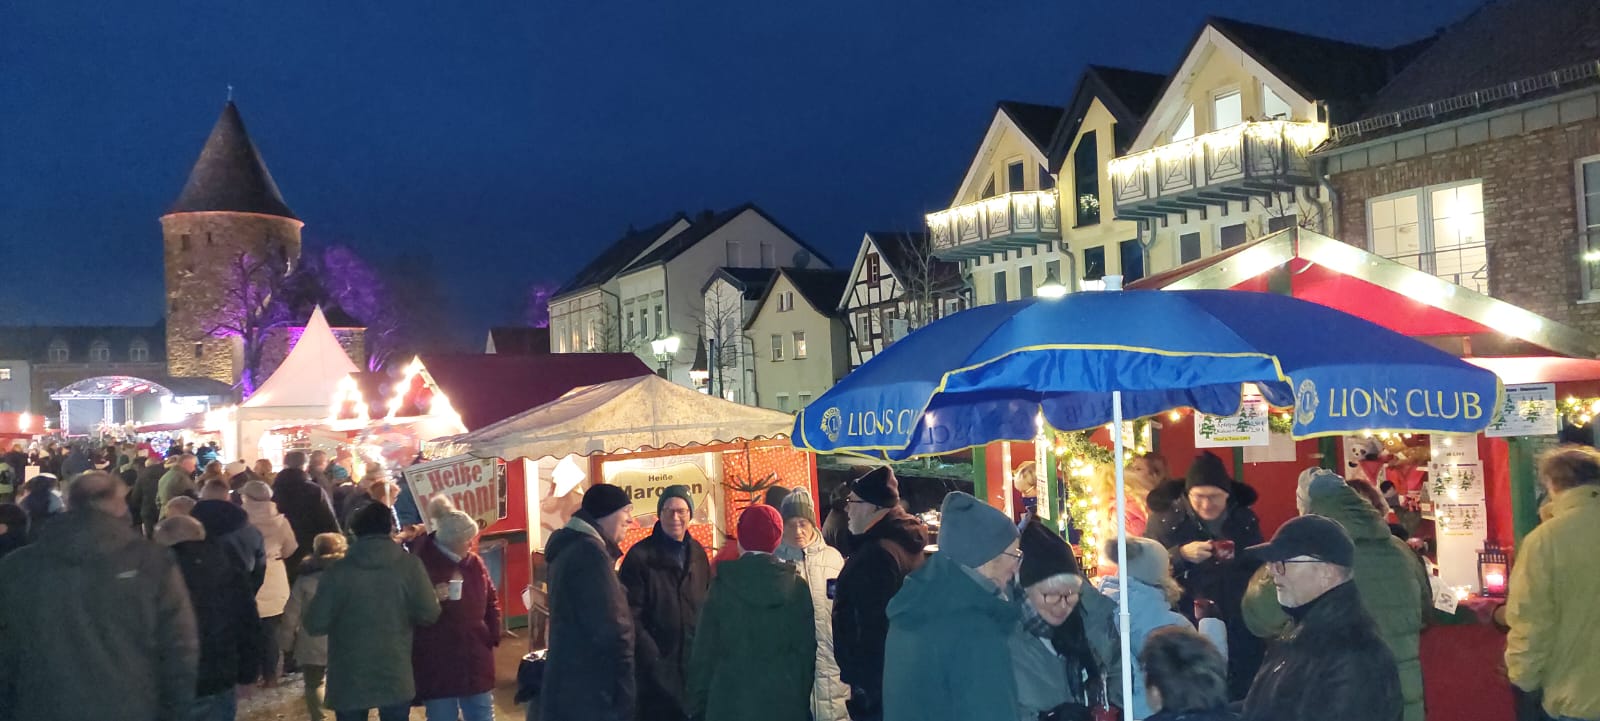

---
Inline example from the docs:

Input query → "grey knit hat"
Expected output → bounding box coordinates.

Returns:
[937,492,1018,569]
[780,488,817,523]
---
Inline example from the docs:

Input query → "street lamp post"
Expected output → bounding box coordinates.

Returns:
[650,335,681,379]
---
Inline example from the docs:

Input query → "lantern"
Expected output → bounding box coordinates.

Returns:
[1478,541,1509,598]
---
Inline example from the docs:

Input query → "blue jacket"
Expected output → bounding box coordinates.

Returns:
[1100,574,1189,720]
[883,552,1018,721]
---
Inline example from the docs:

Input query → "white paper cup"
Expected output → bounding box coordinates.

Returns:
[448,578,463,601]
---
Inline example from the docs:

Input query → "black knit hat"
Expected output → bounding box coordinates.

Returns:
[657,484,694,518]
[349,502,395,537]
[582,484,632,520]
[764,485,791,510]
[1019,519,1081,588]
[1185,451,1233,494]
[850,466,900,508]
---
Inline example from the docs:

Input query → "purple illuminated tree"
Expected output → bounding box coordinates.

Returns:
[209,247,296,394]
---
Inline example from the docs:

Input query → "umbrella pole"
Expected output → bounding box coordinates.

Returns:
[1113,390,1134,721]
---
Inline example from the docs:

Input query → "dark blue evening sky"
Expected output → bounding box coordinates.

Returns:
[1,1,1482,340]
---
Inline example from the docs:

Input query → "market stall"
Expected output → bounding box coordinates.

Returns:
[238,307,361,464]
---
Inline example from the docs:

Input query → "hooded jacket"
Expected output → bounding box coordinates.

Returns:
[273,468,340,577]
[243,498,299,617]
[303,535,441,711]
[686,552,815,721]
[1145,479,1264,700]
[1241,480,1430,721]
[1099,574,1190,720]
[0,510,199,721]
[191,499,267,592]
[156,465,196,508]
[411,535,501,701]
[1242,581,1401,721]
[541,512,636,721]
[777,531,850,721]
[882,551,1019,721]
[279,555,334,666]
[1506,485,1600,720]
[170,539,263,696]
[832,507,927,711]
[618,524,712,721]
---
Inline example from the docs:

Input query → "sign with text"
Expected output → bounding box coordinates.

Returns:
[404,454,507,527]
[1434,500,1488,595]
[1485,383,1558,438]
[1196,385,1268,448]
[601,453,720,521]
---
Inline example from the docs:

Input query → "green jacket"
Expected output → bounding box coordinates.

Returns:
[882,552,1019,721]
[304,536,441,711]
[1243,480,1430,721]
[686,552,814,721]
[1507,485,1600,720]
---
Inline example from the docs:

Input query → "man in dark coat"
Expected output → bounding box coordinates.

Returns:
[193,479,267,591]
[1145,451,1264,700]
[130,455,169,538]
[273,450,340,583]
[155,514,263,719]
[832,467,927,721]
[0,471,199,721]
[1241,514,1401,721]
[542,484,638,721]
[619,484,712,721]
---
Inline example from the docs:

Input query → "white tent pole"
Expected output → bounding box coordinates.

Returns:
[1113,390,1134,721]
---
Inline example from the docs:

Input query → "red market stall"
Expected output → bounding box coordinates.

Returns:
[442,373,810,649]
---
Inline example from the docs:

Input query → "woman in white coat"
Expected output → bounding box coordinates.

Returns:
[242,480,300,686]
[774,489,850,721]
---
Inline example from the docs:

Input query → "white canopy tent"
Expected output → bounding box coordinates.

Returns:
[449,374,794,461]
[237,306,362,461]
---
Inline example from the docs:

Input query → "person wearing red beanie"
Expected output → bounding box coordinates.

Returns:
[687,504,815,721]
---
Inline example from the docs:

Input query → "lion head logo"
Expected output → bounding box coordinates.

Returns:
[820,407,843,443]
[1295,379,1319,426]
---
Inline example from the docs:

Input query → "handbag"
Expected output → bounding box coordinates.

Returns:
[513,649,546,704]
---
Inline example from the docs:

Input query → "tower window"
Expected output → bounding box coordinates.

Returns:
[206,233,214,246]
[180,234,192,251]
[193,342,204,359]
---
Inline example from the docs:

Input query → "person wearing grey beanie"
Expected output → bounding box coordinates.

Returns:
[410,509,501,718]
[880,492,1021,721]
[776,488,849,721]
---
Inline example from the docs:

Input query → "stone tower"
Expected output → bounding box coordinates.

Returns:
[162,102,303,385]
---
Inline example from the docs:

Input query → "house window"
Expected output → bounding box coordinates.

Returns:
[1368,181,1487,293]
[1045,259,1061,287]
[1219,223,1248,250]
[1268,215,1299,233]
[1212,89,1243,131]
[1019,265,1035,299]
[1074,131,1101,227]
[1171,106,1196,142]
[1262,84,1291,120]
[626,311,636,340]
[798,391,812,407]
[88,341,110,363]
[993,270,1009,303]
[760,243,776,268]
[882,309,902,344]
[654,305,665,336]
[856,314,872,349]
[867,254,881,284]
[778,292,793,312]
[1007,161,1026,193]
[1119,239,1144,283]
[0,368,11,381]
[943,298,962,317]
[1580,157,1600,297]
[981,175,997,199]
[1038,165,1055,191]
[1084,247,1107,280]
[777,394,790,412]
[1179,232,1203,264]
[47,340,68,363]
[726,240,742,265]
[129,339,149,362]
[771,334,785,361]
[793,331,807,359]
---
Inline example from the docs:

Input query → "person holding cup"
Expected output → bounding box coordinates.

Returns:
[1144,451,1264,702]
[409,508,501,721]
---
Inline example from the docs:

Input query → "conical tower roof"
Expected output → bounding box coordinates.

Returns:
[168,101,298,220]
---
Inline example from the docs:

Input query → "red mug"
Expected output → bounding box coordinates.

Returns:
[1212,539,1236,561]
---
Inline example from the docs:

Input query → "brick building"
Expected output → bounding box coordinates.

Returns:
[1315,0,1600,337]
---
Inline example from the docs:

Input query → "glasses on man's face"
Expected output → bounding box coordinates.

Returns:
[1002,549,1024,563]
[1038,589,1079,605]
[662,508,692,518]
[1268,558,1322,575]
[1190,491,1230,506]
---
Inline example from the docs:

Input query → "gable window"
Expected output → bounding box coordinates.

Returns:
[793,331,807,359]
[1368,181,1487,294]
[993,270,1009,304]
[1212,89,1243,131]
[1262,84,1292,120]
[1074,131,1101,227]
[856,314,872,350]
[981,174,997,199]
[626,311,636,340]
[1179,232,1203,264]
[1580,157,1600,298]
[771,334,785,361]
[47,340,68,363]
[1084,247,1107,281]
[778,291,793,312]
[88,340,110,363]
[1007,161,1026,193]
[726,240,742,265]
[1019,265,1035,299]
[1219,223,1248,250]
[654,305,665,336]
[760,243,776,268]
[1119,239,1145,283]
[1038,165,1055,191]
[867,254,881,284]
[1171,106,1196,142]
[129,339,149,362]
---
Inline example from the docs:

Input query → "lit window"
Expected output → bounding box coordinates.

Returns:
[626,311,635,340]
[0,368,11,381]
[1580,157,1600,298]
[1074,131,1100,227]
[1213,89,1243,130]
[1368,182,1486,293]
[1171,106,1196,142]
[1263,84,1292,120]
[771,334,785,361]
[654,305,664,336]
[793,331,807,359]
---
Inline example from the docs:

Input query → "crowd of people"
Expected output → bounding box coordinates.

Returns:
[0,441,500,721]
[4,438,1599,721]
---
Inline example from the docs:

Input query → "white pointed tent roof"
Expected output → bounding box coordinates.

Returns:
[452,374,794,461]
[242,306,360,409]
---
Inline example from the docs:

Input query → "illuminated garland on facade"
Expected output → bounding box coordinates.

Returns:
[1558,396,1600,427]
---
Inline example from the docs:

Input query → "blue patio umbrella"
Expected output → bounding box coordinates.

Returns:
[793,289,1501,720]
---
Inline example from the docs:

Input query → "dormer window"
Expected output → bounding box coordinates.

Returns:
[88,340,111,363]
[129,339,150,362]
[47,339,68,363]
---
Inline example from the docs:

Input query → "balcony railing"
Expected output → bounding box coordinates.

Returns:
[1384,242,1489,296]
[1109,120,1328,219]
[926,190,1061,260]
